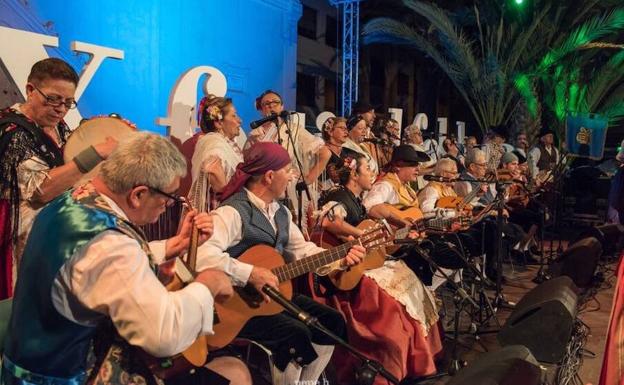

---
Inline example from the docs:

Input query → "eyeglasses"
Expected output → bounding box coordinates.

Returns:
[261,99,282,108]
[33,86,78,109]
[474,162,487,168]
[147,186,185,207]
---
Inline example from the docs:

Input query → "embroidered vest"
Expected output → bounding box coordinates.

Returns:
[221,191,291,261]
[381,173,419,209]
[3,185,153,381]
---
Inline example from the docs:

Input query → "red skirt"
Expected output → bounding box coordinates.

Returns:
[315,275,443,384]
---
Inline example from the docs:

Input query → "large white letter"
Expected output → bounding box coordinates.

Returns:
[0,26,58,98]
[157,66,227,140]
[66,41,124,128]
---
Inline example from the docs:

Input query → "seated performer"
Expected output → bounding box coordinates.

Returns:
[455,149,525,278]
[418,158,461,215]
[196,142,365,385]
[315,154,442,384]
[362,145,446,283]
[0,58,117,297]
[363,144,429,227]
[1,133,250,385]
[499,151,541,259]
[191,95,244,196]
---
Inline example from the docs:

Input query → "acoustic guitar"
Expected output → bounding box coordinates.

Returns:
[324,206,470,291]
[204,224,389,350]
[141,171,210,379]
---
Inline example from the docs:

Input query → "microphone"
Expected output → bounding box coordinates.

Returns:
[249,111,295,130]
[362,137,391,145]
[423,175,454,182]
[262,285,316,325]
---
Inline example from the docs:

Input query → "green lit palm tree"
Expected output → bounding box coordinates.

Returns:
[363,0,554,133]
[362,0,624,137]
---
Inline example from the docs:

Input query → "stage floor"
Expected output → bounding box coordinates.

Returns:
[430,259,617,385]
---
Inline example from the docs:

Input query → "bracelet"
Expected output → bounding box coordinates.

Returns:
[73,145,104,174]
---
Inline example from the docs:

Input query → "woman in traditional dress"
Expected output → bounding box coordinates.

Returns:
[191,95,244,201]
[312,154,442,384]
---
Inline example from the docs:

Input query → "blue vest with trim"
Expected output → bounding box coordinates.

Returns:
[221,191,291,261]
[3,191,137,379]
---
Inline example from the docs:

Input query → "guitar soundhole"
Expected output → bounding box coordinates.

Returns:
[236,285,263,308]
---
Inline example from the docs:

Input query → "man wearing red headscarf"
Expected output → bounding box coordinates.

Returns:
[197,142,365,385]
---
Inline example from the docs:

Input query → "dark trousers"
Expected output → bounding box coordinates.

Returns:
[238,294,346,371]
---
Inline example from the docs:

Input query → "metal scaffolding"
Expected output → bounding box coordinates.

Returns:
[330,0,360,116]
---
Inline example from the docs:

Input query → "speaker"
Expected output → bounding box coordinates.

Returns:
[446,345,542,385]
[575,224,624,256]
[550,236,602,288]
[498,276,578,363]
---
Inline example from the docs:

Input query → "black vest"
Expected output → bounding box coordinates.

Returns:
[221,191,291,261]
[322,187,367,226]
[536,143,558,171]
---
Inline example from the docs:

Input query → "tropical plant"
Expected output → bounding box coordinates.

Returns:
[362,0,624,139]
[515,9,624,139]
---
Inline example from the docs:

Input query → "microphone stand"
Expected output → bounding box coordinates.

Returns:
[405,242,479,375]
[282,115,312,230]
[491,184,513,309]
[262,285,400,385]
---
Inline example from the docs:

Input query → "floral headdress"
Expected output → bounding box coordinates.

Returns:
[205,105,223,121]
[343,156,357,171]
[198,96,223,123]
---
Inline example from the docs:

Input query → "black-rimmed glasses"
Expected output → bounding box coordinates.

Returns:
[34,86,78,109]
[147,186,186,207]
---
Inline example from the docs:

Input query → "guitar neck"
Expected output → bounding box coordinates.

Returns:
[271,240,356,283]
[187,170,209,272]
[459,186,480,210]
[393,215,454,239]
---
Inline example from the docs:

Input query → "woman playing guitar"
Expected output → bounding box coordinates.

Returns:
[312,153,443,384]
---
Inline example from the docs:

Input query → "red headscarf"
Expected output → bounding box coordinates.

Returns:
[220,142,291,201]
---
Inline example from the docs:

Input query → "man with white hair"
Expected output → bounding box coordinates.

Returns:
[456,149,525,279]
[2,133,250,385]
[455,148,495,206]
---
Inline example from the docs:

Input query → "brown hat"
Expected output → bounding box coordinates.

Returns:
[390,145,430,166]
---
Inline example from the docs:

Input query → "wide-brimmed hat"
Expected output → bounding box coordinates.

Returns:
[390,145,430,165]
[537,127,556,138]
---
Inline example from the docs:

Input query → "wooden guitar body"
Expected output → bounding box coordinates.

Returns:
[205,245,292,350]
[327,219,388,291]
[205,227,389,350]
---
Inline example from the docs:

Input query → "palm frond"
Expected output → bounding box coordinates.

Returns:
[538,8,624,72]
[401,0,480,84]
[585,50,624,110]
